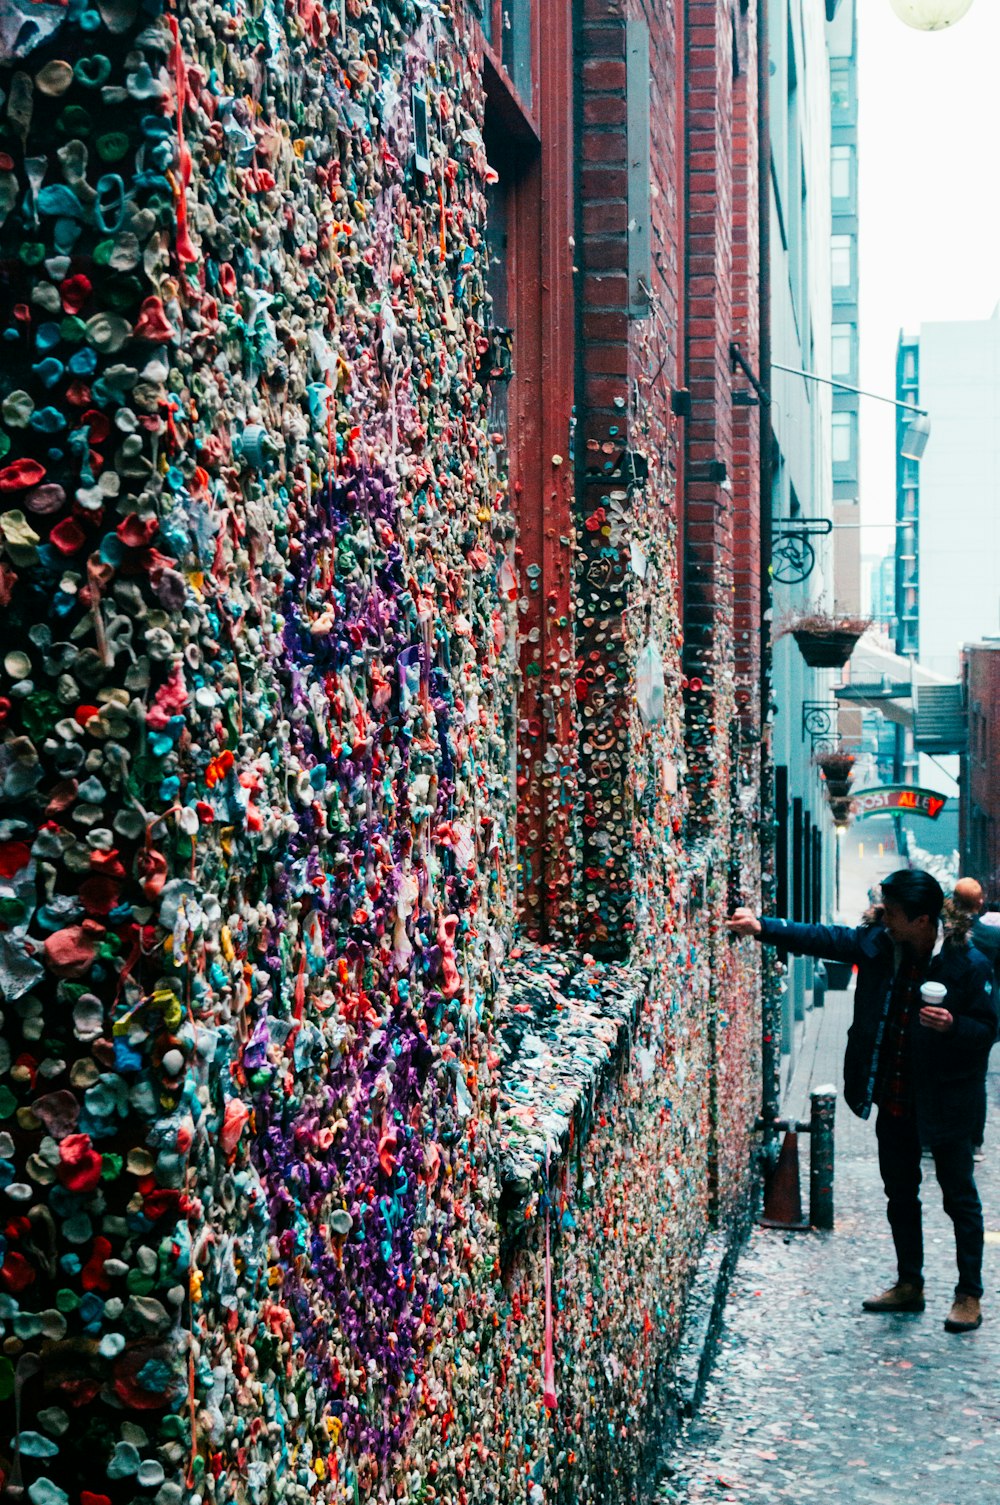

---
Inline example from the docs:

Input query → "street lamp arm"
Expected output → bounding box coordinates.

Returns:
[771,361,927,416]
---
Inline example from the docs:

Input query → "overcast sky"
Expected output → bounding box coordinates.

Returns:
[857,0,1000,562]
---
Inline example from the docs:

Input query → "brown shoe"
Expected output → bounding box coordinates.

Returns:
[944,1294,982,1333]
[861,1281,925,1313]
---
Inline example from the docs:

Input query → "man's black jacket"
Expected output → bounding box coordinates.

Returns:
[758,916,997,1145]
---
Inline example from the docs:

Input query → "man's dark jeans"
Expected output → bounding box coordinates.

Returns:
[876,1108,984,1299]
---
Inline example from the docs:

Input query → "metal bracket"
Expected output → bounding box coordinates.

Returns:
[774,516,833,540]
[729,340,771,406]
[771,516,832,585]
[802,700,839,746]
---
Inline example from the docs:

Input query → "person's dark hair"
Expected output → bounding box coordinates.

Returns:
[881,868,944,925]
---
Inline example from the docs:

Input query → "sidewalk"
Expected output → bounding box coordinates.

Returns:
[659,985,1000,1504]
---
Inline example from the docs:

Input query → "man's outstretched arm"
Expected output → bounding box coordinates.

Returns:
[727,908,866,964]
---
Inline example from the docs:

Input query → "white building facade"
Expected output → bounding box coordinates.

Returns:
[905,311,1000,680]
[767,0,840,1078]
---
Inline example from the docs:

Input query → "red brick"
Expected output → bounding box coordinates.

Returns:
[583,201,628,235]
[582,59,626,91]
[584,94,627,126]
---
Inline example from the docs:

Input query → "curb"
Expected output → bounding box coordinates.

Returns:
[671,1229,742,1418]
[645,1223,747,1500]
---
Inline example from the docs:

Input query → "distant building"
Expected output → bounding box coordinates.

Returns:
[895,331,921,664]
[860,553,897,781]
[896,311,1000,677]
[894,312,1000,851]
[868,552,895,628]
[962,639,1000,900]
[828,0,860,618]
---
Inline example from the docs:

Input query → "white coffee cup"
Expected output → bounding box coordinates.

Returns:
[919,980,948,1006]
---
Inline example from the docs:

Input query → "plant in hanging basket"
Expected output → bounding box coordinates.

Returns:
[776,610,871,669]
[829,796,854,823]
[814,749,856,781]
[824,777,853,800]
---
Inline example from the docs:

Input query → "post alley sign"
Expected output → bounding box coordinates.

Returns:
[853,785,948,820]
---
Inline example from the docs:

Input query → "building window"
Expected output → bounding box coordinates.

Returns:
[831,145,853,203]
[831,60,855,120]
[831,234,853,288]
[478,0,532,103]
[832,411,854,466]
[478,1,575,938]
[482,86,541,923]
[502,0,532,101]
[832,322,854,378]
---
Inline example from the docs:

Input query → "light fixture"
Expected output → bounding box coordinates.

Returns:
[770,362,933,463]
[889,0,975,31]
[900,412,931,461]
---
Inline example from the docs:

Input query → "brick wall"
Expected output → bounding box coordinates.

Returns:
[731,1,762,725]
[679,0,764,1212]
[575,0,686,955]
[683,0,738,835]
[963,645,1000,898]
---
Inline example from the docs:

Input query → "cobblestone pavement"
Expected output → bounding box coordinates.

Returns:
[660,985,1000,1505]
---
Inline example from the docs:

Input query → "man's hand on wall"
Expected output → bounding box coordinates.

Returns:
[726,907,762,938]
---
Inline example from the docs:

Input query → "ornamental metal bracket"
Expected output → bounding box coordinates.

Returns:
[771,515,833,585]
[802,700,839,746]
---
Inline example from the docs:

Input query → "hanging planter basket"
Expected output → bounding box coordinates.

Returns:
[829,796,854,823]
[791,627,864,669]
[824,777,853,800]
[814,750,856,782]
[777,612,870,671]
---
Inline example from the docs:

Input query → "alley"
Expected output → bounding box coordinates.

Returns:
[660,985,1000,1504]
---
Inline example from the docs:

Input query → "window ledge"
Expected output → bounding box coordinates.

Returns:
[495,943,646,1229]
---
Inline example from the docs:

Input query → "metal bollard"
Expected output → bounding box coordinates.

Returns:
[809,1085,837,1231]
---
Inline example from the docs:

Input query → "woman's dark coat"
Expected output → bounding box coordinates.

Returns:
[758,916,997,1146]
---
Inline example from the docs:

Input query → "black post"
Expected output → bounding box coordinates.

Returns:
[809,1085,836,1231]
[775,764,789,919]
[792,797,804,922]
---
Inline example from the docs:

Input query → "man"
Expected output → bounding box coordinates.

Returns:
[953,876,1000,982]
[952,876,1000,1162]
[728,869,996,1334]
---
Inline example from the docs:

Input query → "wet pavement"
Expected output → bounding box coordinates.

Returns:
[659,983,1000,1504]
